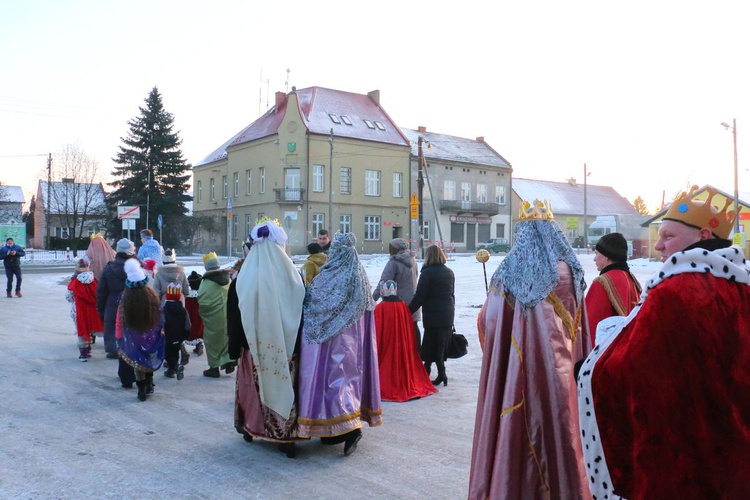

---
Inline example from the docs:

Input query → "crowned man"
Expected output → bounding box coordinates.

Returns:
[469,199,592,499]
[578,186,750,499]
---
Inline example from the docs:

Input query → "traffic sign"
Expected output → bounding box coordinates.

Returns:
[117,206,140,219]
[227,197,233,210]
[410,192,419,219]
[157,214,163,230]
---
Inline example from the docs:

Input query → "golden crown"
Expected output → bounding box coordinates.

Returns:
[255,215,281,226]
[202,251,218,263]
[166,284,181,296]
[518,199,555,221]
[663,185,736,239]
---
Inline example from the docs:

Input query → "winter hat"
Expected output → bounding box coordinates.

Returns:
[187,270,202,290]
[389,238,408,256]
[142,259,157,272]
[116,238,136,256]
[595,233,628,262]
[203,252,220,271]
[380,280,398,297]
[165,282,182,301]
[163,248,176,264]
[75,257,90,272]
[124,258,148,288]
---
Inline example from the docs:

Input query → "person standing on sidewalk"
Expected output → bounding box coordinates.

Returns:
[1,237,25,298]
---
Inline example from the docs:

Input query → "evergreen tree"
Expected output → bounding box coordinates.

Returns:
[23,195,35,237]
[632,195,650,215]
[110,87,192,247]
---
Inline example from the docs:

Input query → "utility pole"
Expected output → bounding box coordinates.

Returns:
[328,128,334,232]
[583,163,589,249]
[732,118,740,233]
[46,153,52,249]
[417,137,425,259]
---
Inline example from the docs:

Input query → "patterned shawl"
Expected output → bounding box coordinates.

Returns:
[303,232,375,344]
[490,220,586,310]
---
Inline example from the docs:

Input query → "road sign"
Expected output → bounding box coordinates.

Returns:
[410,192,419,220]
[157,214,163,230]
[227,197,233,211]
[117,206,140,219]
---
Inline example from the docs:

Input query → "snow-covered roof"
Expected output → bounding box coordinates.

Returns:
[513,178,638,216]
[0,186,25,203]
[400,128,512,170]
[38,181,107,215]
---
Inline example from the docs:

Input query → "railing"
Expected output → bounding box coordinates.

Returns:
[273,187,306,203]
[21,249,87,262]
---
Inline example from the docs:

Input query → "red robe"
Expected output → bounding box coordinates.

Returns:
[374,298,437,402]
[581,263,750,498]
[185,295,204,341]
[584,268,641,345]
[67,274,104,343]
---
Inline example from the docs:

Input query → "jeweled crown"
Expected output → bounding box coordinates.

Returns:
[518,199,555,221]
[663,185,736,239]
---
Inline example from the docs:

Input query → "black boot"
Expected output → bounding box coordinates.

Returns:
[423,362,432,377]
[146,374,154,394]
[343,429,363,456]
[432,366,447,386]
[278,442,297,458]
[136,381,147,402]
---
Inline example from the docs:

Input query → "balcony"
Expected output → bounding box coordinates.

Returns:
[273,188,306,204]
[439,199,501,216]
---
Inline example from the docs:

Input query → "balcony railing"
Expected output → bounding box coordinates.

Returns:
[273,188,306,203]
[438,199,501,215]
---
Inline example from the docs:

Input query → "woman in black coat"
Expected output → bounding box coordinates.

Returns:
[408,245,455,386]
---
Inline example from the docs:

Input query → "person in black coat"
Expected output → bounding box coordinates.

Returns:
[96,239,137,386]
[408,245,455,386]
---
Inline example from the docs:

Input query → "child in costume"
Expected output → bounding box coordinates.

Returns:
[185,270,205,357]
[163,283,191,380]
[67,258,104,361]
[117,259,165,401]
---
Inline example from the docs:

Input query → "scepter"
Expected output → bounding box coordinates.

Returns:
[476,249,490,294]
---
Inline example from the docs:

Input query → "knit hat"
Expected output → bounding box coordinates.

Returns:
[165,282,181,301]
[203,252,220,271]
[595,233,628,262]
[116,238,135,256]
[75,257,90,272]
[163,248,176,264]
[124,258,148,288]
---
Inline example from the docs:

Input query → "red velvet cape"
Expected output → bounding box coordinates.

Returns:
[67,277,103,340]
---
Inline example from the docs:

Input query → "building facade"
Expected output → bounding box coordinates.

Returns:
[192,87,412,256]
[34,180,109,246]
[0,185,26,245]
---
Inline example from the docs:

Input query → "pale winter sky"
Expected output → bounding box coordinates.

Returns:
[2,0,749,212]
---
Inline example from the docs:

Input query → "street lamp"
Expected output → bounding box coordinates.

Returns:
[583,163,591,249]
[721,119,740,233]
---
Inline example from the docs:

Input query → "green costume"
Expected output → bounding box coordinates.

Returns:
[197,269,232,369]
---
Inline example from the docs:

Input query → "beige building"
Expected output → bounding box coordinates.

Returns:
[192,87,412,256]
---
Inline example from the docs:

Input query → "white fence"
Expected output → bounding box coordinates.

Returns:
[21,249,88,262]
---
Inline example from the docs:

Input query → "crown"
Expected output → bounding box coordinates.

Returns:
[202,251,218,263]
[166,283,181,297]
[255,215,281,226]
[663,185,736,239]
[518,199,554,221]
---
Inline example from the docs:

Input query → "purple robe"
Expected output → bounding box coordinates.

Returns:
[297,311,383,437]
[469,262,592,500]
[116,313,165,373]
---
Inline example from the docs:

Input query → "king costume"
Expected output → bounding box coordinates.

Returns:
[469,200,592,500]
[578,188,750,499]
[233,221,306,452]
[298,232,382,455]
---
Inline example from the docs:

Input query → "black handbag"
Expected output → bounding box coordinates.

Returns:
[445,325,468,359]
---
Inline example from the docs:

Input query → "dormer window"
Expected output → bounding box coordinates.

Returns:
[374,121,386,131]
[329,114,341,124]
[364,120,376,129]
[341,115,352,125]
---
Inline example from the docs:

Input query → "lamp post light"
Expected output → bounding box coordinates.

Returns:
[721,119,740,234]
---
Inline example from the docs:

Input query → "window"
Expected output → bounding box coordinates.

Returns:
[328,113,341,124]
[477,183,487,203]
[232,215,238,240]
[451,222,464,243]
[340,115,352,125]
[313,165,325,192]
[364,119,375,129]
[55,227,74,238]
[374,121,386,131]
[443,180,456,200]
[461,182,471,201]
[246,214,253,239]
[422,220,430,241]
[496,223,506,239]
[392,172,403,198]
[222,175,228,199]
[246,170,252,195]
[312,213,325,236]
[210,178,215,201]
[197,181,202,203]
[259,167,266,193]
[495,185,506,205]
[364,215,381,240]
[365,170,381,196]
[339,214,351,233]
[340,167,351,194]
[284,168,301,201]
[233,172,239,197]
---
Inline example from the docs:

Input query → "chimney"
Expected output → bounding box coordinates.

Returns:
[476,136,485,143]
[567,177,578,186]
[367,89,380,104]
[417,126,427,133]
[275,91,286,108]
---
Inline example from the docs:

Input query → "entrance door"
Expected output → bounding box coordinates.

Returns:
[466,223,476,251]
[392,226,401,239]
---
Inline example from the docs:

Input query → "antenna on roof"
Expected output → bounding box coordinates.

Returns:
[259,68,270,117]
[285,68,291,93]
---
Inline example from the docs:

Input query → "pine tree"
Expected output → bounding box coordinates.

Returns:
[632,195,650,215]
[110,87,192,247]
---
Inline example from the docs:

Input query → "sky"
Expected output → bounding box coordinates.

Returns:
[2,0,750,213]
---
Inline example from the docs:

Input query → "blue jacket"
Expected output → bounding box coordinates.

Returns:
[137,238,163,267]
[0,244,25,269]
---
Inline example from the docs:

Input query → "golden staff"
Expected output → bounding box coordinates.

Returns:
[476,249,490,294]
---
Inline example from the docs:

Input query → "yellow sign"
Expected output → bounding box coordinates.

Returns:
[733,232,745,247]
[410,192,419,220]
[410,192,419,206]
[227,210,232,221]
[566,216,578,230]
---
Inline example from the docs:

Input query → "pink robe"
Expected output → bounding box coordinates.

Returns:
[469,262,592,500]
